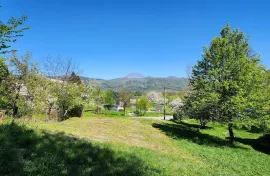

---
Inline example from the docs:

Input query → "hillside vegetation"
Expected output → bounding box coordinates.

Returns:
[1,7,269,176]
[81,76,188,91]
[1,117,269,176]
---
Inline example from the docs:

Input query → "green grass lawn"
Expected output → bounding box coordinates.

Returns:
[83,109,128,118]
[0,117,269,175]
[83,108,173,118]
[141,111,173,117]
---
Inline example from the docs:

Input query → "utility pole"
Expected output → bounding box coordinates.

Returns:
[164,87,166,120]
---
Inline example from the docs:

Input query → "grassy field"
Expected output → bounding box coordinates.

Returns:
[83,108,173,118]
[0,117,269,175]
[83,110,127,118]
[140,111,173,117]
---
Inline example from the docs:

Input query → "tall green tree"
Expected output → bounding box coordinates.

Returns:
[188,24,266,143]
[103,89,115,110]
[136,97,150,116]
[7,52,39,117]
[41,56,94,121]
[0,7,29,54]
[0,57,9,108]
[264,70,270,118]
[118,89,132,116]
[0,58,8,81]
[93,87,103,114]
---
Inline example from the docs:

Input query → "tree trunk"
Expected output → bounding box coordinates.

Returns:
[46,106,52,121]
[12,93,20,117]
[13,103,18,118]
[200,118,207,129]
[228,122,235,144]
[124,107,126,117]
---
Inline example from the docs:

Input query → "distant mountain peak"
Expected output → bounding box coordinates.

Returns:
[125,72,145,79]
[167,76,179,79]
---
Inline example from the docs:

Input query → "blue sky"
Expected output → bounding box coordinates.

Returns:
[2,0,270,79]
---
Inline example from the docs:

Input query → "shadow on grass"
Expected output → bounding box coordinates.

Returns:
[152,122,244,149]
[235,135,270,155]
[0,122,160,176]
[171,120,213,130]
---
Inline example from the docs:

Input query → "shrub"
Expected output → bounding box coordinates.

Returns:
[173,112,182,121]
[68,105,83,117]
[233,119,270,133]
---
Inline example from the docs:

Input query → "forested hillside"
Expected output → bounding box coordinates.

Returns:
[81,76,188,91]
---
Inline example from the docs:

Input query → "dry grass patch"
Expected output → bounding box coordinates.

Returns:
[28,117,196,160]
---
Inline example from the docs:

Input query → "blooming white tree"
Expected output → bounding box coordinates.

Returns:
[146,91,168,104]
[169,98,183,111]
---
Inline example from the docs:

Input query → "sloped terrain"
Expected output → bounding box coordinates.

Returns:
[2,117,268,175]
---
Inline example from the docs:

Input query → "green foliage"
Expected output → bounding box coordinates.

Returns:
[233,118,270,133]
[136,97,150,116]
[173,108,186,121]
[0,53,95,120]
[0,57,9,108]
[184,90,220,127]
[37,71,96,121]
[54,80,87,120]
[133,90,142,96]
[92,87,103,114]
[103,89,115,110]
[94,77,188,91]
[0,57,8,81]
[118,88,132,116]
[1,53,39,117]
[0,8,29,54]
[183,24,267,137]
[265,70,270,116]
[68,71,82,84]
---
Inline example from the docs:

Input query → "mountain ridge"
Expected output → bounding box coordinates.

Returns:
[80,73,188,91]
[125,72,145,79]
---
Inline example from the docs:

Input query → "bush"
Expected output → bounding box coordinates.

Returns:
[233,119,270,133]
[173,112,182,120]
[69,105,83,117]
[173,107,185,121]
